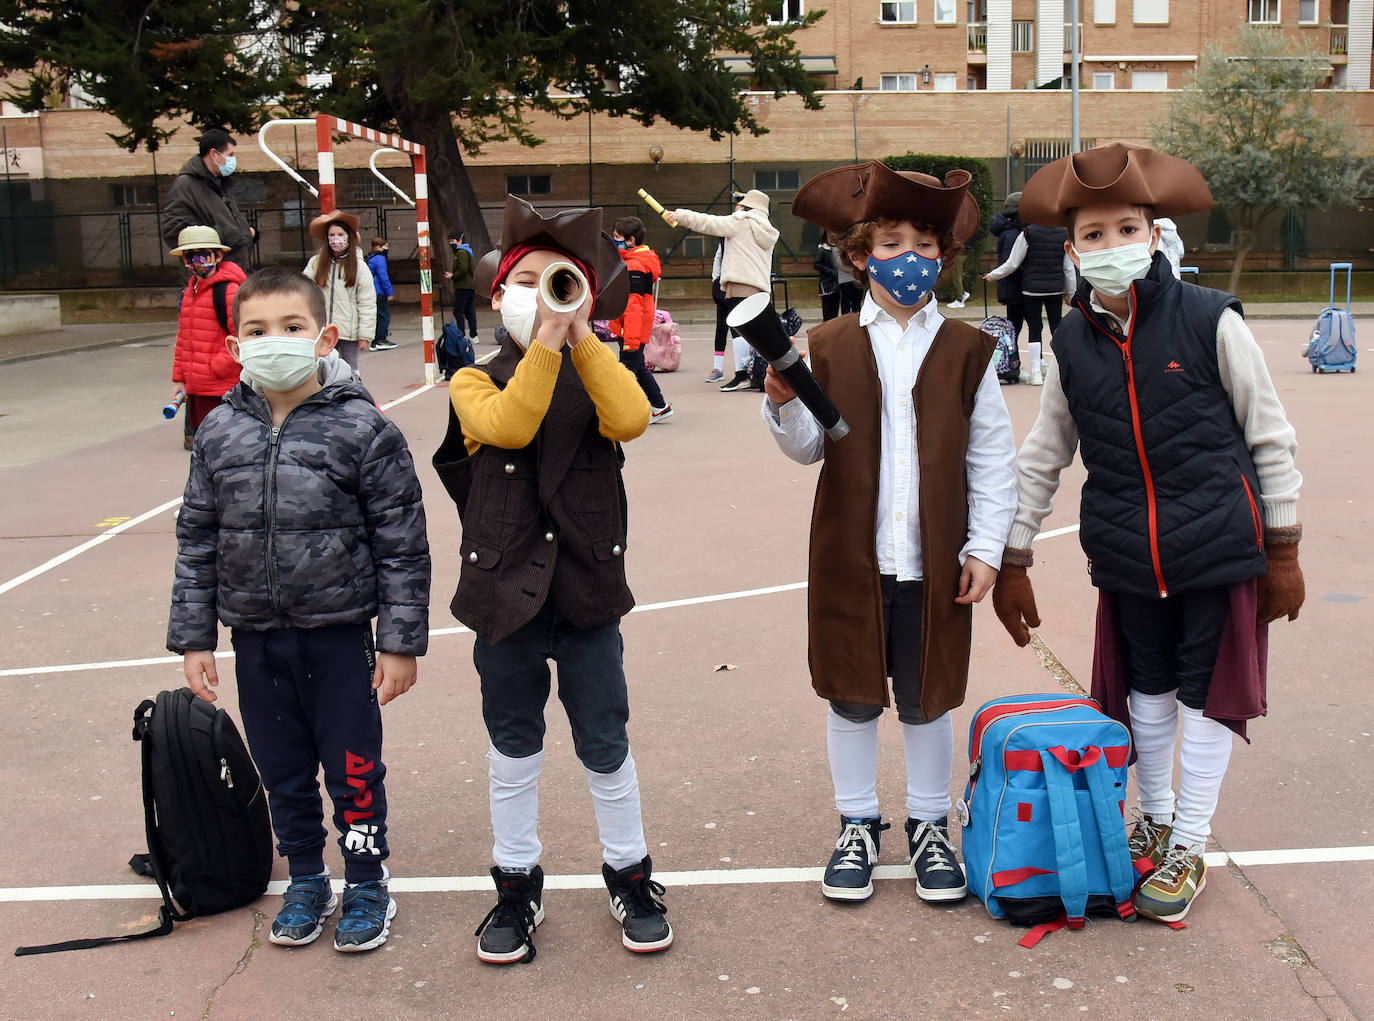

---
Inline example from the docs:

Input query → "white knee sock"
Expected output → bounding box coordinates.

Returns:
[902,712,954,822]
[713,351,724,371]
[1173,705,1234,853]
[1128,690,1178,822]
[1028,340,1043,375]
[488,745,543,870]
[585,754,649,871]
[733,334,753,373]
[828,709,881,819]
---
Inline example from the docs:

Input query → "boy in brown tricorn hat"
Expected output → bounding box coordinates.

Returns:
[992,143,1304,923]
[435,196,671,964]
[765,160,1017,906]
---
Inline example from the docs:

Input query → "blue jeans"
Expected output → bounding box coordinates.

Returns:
[474,605,631,773]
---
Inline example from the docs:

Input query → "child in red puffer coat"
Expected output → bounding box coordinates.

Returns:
[169,225,248,447]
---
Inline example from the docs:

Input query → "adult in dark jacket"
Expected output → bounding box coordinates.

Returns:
[985,219,1069,385]
[815,239,841,321]
[160,129,254,271]
[985,193,1025,375]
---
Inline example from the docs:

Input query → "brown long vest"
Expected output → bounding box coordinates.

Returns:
[805,313,995,719]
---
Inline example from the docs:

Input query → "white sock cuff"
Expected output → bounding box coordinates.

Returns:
[488,745,543,786]
[584,753,637,795]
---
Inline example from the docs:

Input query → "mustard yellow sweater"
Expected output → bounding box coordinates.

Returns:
[449,336,651,455]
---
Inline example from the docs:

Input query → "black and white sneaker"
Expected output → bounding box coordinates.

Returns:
[603,855,673,953]
[905,817,968,902]
[821,816,889,902]
[475,866,544,964]
[718,370,752,392]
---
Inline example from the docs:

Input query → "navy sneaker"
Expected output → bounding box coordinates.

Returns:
[603,855,673,953]
[476,866,544,964]
[268,874,337,947]
[821,817,889,902]
[905,817,968,902]
[332,878,396,952]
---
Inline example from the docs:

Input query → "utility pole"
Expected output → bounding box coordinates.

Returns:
[1070,0,1080,153]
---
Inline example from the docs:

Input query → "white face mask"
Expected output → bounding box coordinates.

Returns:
[234,331,323,392]
[1073,241,1154,298]
[499,283,539,347]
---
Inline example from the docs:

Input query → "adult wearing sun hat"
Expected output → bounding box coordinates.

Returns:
[669,189,779,390]
[303,209,376,370]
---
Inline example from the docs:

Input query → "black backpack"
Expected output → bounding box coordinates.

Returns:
[16,688,273,955]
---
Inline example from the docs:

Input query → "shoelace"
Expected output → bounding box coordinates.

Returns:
[831,822,881,872]
[474,883,538,962]
[1128,809,1169,857]
[1149,845,1199,886]
[620,874,669,918]
[910,822,958,874]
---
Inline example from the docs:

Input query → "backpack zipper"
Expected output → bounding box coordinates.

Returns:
[220,757,234,789]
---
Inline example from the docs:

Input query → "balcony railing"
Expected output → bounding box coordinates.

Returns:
[969,21,987,52]
[1330,24,1348,55]
[1064,22,1083,52]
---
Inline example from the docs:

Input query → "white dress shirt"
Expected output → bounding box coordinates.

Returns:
[764,293,1018,580]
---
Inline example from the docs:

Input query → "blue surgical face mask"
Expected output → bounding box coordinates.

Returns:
[866,250,942,307]
[217,153,237,178]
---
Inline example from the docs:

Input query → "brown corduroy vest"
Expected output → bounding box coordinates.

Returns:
[805,312,995,718]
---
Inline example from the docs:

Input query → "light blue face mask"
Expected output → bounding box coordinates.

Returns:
[218,153,237,178]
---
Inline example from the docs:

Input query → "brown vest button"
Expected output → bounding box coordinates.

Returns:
[545,532,555,542]
[468,551,479,563]
[504,463,516,474]
[611,544,623,557]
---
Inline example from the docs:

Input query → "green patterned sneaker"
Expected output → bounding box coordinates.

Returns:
[1127,811,1174,870]
[1134,845,1207,923]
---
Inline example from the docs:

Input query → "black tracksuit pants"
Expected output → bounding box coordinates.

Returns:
[232,623,388,884]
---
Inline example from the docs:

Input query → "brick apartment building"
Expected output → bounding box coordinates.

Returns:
[1,0,1371,291]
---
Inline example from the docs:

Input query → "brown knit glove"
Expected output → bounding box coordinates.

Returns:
[993,550,1040,647]
[1257,526,1304,625]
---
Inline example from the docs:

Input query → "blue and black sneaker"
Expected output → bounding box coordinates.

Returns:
[332,877,396,952]
[821,816,889,902]
[268,874,338,947]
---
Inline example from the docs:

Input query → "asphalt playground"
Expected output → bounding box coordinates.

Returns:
[0,313,1371,1020]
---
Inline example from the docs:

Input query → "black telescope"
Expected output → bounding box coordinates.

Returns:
[726,293,850,441]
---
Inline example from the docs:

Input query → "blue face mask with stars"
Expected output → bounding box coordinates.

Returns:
[866,250,942,307]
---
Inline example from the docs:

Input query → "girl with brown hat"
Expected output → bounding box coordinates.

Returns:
[303,210,377,370]
[763,160,1018,908]
[992,143,1304,924]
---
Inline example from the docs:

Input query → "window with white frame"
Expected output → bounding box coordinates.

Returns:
[1093,71,1116,88]
[1133,0,1168,23]
[933,73,959,90]
[1012,21,1034,51]
[1248,0,1279,22]
[1298,0,1317,22]
[768,0,804,23]
[881,1,917,23]
[1131,70,1168,88]
[1094,0,1116,23]
[880,72,920,90]
[933,0,957,22]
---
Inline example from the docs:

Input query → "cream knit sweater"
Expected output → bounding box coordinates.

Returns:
[672,207,779,295]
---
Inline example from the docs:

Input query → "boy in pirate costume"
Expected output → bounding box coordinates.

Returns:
[763,161,1018,904]
[436,196,671,964]
[992,144,1304,923]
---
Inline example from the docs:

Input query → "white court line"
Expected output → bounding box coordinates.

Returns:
[1,580,811,676]
[2,532,1081,677]
[0,384,435,600]
[3,845,1372,904]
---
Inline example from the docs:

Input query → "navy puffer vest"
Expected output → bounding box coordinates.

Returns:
[1021,224,1069,296]
[1052,253,1267,598]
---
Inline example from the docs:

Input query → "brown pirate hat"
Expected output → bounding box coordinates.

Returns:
[792,160,980,243]
[1019,143,1212,227]
[474,195,629,319]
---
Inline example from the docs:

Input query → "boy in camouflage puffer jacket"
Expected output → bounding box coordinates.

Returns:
[167,267,430,953]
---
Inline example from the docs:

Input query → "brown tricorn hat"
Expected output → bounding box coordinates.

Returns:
[474,195,629,320]
[1019,143,1213,227]
[309,209,361,240]
[792,160,981,243]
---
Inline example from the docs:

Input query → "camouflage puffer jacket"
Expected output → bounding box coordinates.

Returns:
[167,369,430,656]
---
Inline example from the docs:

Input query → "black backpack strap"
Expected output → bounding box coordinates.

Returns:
[211,281,231,334]
[14,698,187,956]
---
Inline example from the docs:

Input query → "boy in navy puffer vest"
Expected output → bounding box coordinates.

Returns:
[992,145,1303,924]
[168,266,430,953]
